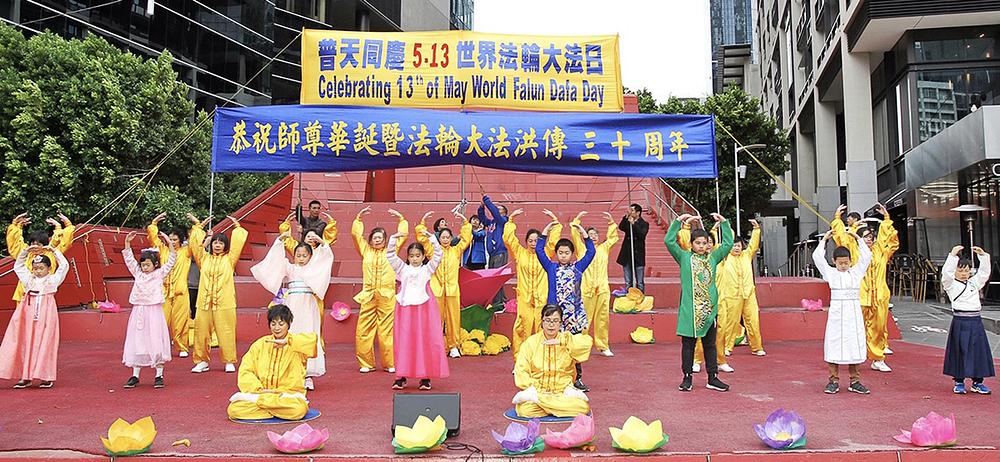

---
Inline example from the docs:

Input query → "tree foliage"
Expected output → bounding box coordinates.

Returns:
[629,87,790,235]
[0,24,278,242]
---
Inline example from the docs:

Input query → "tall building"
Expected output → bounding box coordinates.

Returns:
[752,0,1000,264]
[711,0,755,93]
[0,0,467,110]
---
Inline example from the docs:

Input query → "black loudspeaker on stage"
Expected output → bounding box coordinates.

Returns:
[392,393,461,437]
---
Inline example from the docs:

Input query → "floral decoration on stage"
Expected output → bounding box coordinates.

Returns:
[392,415,448,454]
[493,418,545,455]
[893,412,957,447]
[542,413,595,449]
[100,416,156,456]
[753,409,806,450]
[609,416,668,453]
[629,326,655,344]
[458,328,510,356]
[267,423,329,454]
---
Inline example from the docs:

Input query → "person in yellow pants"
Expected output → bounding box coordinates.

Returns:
[7,213,74,303]
[228,305,316,420]
[857,204,899,372]
[147,213,196,358]
[560,212,619,356]
[189,215,248,374]
[513,304,593,418]
[676,218,728,373]
[416,211,471,358]
[352,206,407,373]
[504,210,554,358]
[716,219,765,369]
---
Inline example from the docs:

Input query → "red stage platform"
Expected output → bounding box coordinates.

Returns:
[0,340,995,461]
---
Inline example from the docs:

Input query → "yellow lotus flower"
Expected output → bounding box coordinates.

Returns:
[459,328,471,343]
[394,415,447,449]
[460,340,482,356]
[481,339,503,355]
[468,329,487,343]
[487,333,511,349]
[609,416,667,453]
[630,326,654,344]
[100,416,156,456]
[637,296,654,312]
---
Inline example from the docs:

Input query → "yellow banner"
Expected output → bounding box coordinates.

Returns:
[300,29,622,112]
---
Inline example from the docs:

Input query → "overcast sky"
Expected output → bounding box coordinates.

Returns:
[473,0,712,101]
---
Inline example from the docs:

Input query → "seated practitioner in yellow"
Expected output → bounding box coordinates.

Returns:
[228,304,318,421]
[513,304,593,418]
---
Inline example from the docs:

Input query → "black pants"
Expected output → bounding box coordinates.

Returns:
[681,322,718,376]
[953,376,985,383]
[575,362,583,380]
[188,288,198,319]
[465,262,486,270]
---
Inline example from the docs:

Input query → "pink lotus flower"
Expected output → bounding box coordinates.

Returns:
[97,300,121,313]
[266,423,329,454]
[503,298,518,314]
[894,412,957,447]
[800,299,823,311]
[330,301,351,322]
[542,413,594,449]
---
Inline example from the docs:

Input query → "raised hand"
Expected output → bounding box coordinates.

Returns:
[573,223,587,236]
[321,211,334,222]
[200,216,213,228]
[823,230,833,241]
[153,212,168,224]
[541,209,558,222]
[279,231,292,241]
[125,231,137,246]
[972,246,986,256]
[950,245,964,256]
[710,213,726,223]
[226,215,239,225]
[574,211,588,222]
[186,213,201,225]
[57,213,71,225]
[602,211,614,222]
[284,211,296,223]
[676,213,692,223]
[389,232,404,240]
[453,211,467,221]
[45,218,60,228]
[877,203,889,217]
[541,222,554,235]
[750,218,760,229]
[509,208,524,219]
[357,206,372,218]
[161,232,176,250]
[421,211,434,223]
[387,208,403,219]
[13,213,29,227]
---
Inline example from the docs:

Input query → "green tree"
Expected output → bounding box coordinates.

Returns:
[630,86,790,235]
[0,25,278,243]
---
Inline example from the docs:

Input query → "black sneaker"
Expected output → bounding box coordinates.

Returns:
[13,380,31,389]
[419,379,432,390]
[678,375,693,392]
[706,375,730,392]
[824,381,839,394]
[573,379,590,392]
[153,376,164,389]
[123,376,139,389]
[391,378,406,389]
[848,381,870,394]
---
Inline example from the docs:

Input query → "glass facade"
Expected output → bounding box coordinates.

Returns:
[450,0,472,30]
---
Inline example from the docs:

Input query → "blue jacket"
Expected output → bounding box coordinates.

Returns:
[480,196,508,255]
[534,235,596,305]
[463,226,488,265]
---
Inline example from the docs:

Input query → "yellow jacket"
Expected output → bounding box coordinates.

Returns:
[278,218,338,254]
[237,333,317,394]
[416,219,472,298]
[514,331,592,393]
[503,220,549,304]
[7,219,75,301]
[190,223,248,311]
[146,222,193,299]
[832,213,861,265]
[860,218,899,306]
[352,216,408,304]
[567,218,619,296]
[716,227,761,299]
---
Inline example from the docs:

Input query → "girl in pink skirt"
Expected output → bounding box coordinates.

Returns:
[0,245,69,388]
[385,229,448,390]
[121,231,177,389]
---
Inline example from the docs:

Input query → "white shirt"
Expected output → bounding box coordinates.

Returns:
[941,253,992,313]
[386,234,443,306]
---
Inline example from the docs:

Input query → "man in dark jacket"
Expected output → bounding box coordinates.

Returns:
[616,203,649,292]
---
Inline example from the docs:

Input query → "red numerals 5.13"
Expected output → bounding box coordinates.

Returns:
[411,43,450,68]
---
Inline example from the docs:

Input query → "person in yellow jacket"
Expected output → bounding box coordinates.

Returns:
[146,213,198,358]
[676,217,729,373]
[557,212,619,356]
[858,204,899,372]
[189,215,248,374]
[715,219,765,367]
[832,205,863,265]
[513,304,593,418]
[278,210,338,254]
[416,211,472,358]
[7,213,74,302]
[504,209,554,358]
[227,304,317,420]
[352,206,407,373]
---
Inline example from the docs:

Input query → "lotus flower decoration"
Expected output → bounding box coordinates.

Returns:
[392,415,447,454]
[753,409,807,450]
[630,326,654,344]
[542,413,595,449]
[331,301,351,321]
[266,423,329,454]
[893,412,957,447]
[609,416,668,453]
[492,419,544,455]
[100,416,156,456]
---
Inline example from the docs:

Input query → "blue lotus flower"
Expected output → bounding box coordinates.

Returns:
[754,409,806,450]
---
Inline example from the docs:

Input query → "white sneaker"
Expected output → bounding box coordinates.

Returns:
[871,360,892,372]
[359,367,372,373]
[224,363,236,373]
[178,351,189,358]
[449,347,461,358]
[692,362,701,373]
[387,368,396,373]
[601,349,614,357]
[191,362,210,373]
[724,349,732,357]
[304,378,314,390]
[719,363,735,373]
[884,347,894,355]
[753,350,766,356]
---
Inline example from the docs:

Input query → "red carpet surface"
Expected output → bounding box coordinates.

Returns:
[0,340,996,459]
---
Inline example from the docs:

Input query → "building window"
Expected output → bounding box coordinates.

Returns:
[916,68,1000,141]
[914,29,997,63]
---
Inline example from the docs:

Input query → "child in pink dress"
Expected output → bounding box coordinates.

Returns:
[122,231,177,389]
[385,229,447,390]
[0,245,69,388]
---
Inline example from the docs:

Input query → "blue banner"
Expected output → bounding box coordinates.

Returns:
[212,105,717,178]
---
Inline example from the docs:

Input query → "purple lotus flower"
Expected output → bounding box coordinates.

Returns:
[754,409,806,450]
[492,419,540,453]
